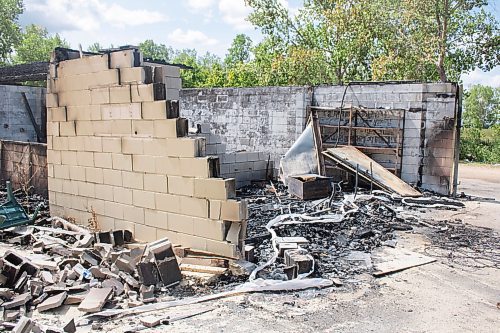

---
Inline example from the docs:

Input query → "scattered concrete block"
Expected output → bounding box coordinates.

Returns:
[37,292,67,312]
[137,262,160,286]
[12,316,33,333]
[139,285,155,303]
[78,287,113,313]
[3,292,32,309]
[140,315,162,328]
[278,242,298,257]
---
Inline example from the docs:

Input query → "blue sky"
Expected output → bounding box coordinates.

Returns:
[19,0,499,87]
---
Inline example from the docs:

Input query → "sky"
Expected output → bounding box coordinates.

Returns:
[19,0,499,88]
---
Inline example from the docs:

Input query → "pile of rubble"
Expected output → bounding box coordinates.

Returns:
[0,221,179,330]
[241,182,482,281]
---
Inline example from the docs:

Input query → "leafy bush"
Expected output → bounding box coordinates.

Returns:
[460,125,500,163]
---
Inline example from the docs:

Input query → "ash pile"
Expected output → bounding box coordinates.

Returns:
[242,183,412,281]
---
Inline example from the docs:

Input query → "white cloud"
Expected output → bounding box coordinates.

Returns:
[23,0,166,32]
[167,29,218,46]
[218,0,252,30]
[186,0,215,10]
[185,0,215,22]
[461,67,500,88]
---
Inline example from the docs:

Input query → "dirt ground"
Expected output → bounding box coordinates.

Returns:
[88,163,498,333]
[8,164,498,332]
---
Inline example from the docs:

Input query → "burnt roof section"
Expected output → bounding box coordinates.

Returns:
[0,62,49,84]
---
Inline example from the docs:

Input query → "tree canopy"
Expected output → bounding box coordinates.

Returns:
[13,24,68,64]
[0,0,23,63]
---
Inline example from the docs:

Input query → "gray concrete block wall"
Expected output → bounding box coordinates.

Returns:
[0,85,46,142]
[180,82,458,195]
[180,86,310,173]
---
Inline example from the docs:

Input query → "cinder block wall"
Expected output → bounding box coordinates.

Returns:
[181,86,310,177]
[46,50,247,258]
[0,85,45,142]
[180,82,459,195]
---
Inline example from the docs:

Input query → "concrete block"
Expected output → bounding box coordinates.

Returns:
[84,136,102,152]
[109,85,131,104]
[102,169,122,186]
[210,199,247,221]
[58,90,91,106]
[69,165,86,181]
[179,196,208,218]
[102,137,122,153]
[90,87,110,105]
[90,121,111,136]
[165,138,205,158]
[166,213,194,234]
[132,154,156,173]
[155,193,181,214]
[144,174,168,193]
[110,49,140,69]
[111,120,133,136]
[66,105,102,121]
[192,218,227,241]
[122,205,144,224]
[122,171,143,189]
[101,103,141,120]
[111,153,132,171]
[122,137,144,155]
[49,107,67,121]
[133,189,156,209]
[194,178,236,200]
[46,93,58,107]
[167,176,194,197]
[132,120,154,137]
[178,157,215,178]
[85,167,104,184]
[94,153,113,169]
[155,156,181,175]
[145,209,168,228]
[58,54,109,77]
[142,101,167,119]
[76,151,94,167]
[164,77,181,90]
[120,67,152,84]
[113,186,133,205]
[94,184,112,201]
[59,121,76,136]
[78,287,113,313]
[131,83,165,102]
[61,151,77,165]
[153,119,185,138]
[75,120,93,136]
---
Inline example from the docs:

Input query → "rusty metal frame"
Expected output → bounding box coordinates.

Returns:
[310,105,405,175]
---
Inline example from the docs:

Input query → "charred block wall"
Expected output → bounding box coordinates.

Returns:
[180,82,459,195]
[0,85,46,142]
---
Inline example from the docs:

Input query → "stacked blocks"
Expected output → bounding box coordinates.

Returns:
[46,49,247,258]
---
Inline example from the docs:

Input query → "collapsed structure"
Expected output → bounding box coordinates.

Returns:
[45,49,247,258]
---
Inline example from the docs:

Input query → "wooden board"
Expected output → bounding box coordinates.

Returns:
[323,146,421,197]
[372,248,436,277]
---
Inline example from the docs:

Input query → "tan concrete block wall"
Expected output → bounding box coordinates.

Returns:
[46,49,246,258]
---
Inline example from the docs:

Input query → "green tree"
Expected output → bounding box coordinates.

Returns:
[224,34,252,66]
[460,84,500,163]
[374,0,499,82]
[246,0,383,84]
[88,42,104,53]
[13,24,69,63]
[0,0,23,63]
[139,40,172,62]
[463,85,499,128]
